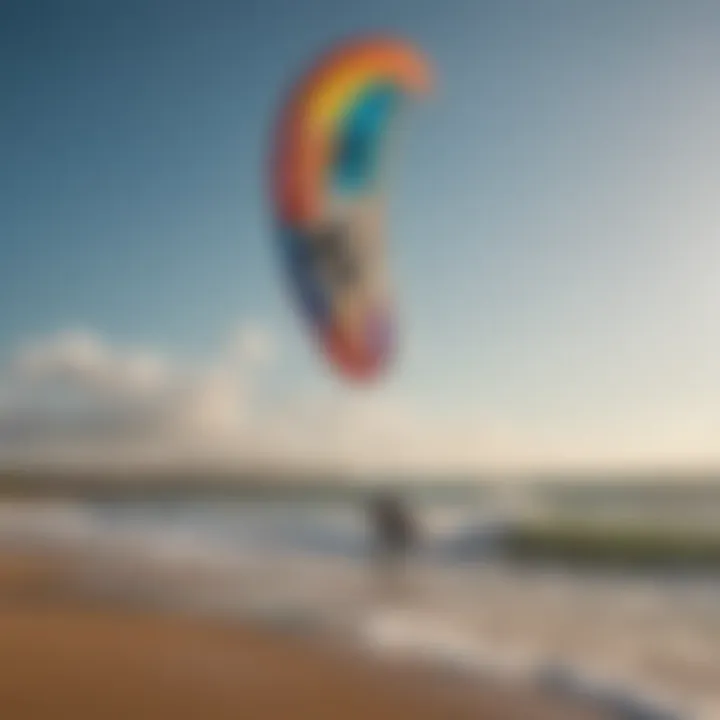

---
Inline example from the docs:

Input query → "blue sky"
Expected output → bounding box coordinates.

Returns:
[3,0,720,470]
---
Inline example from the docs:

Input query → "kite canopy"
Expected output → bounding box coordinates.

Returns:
[271,35,433,381]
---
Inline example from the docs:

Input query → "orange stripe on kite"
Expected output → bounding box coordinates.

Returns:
[272,35,432,225]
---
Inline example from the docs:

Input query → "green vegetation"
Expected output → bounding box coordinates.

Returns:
[505,519,720,570]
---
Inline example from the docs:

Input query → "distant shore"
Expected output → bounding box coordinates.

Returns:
[0,467,488,501]
[1,465,719,502]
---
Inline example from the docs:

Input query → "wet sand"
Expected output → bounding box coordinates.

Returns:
[0,552,603,720]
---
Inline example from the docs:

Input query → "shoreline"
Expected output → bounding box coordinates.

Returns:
[0,502,714,719]
[0,549,606,720]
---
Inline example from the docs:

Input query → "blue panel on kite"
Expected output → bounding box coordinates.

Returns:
[333,84,398,193]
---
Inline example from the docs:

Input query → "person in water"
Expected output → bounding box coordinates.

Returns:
[368,491,419,600]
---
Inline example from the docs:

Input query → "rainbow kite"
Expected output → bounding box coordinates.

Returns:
[271,35,433,381]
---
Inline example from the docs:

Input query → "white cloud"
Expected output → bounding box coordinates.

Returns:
[0,322,521,474]
[11,328,173,398]
[0,327,246,466]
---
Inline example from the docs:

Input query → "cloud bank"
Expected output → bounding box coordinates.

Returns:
[0,323,519,474]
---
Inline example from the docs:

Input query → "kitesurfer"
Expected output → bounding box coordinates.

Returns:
[368,491,419,600]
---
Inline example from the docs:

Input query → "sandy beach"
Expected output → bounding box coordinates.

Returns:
[0,551,606,720]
